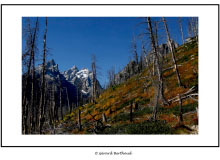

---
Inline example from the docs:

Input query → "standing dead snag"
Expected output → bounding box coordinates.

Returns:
[187,19,192,38]
[191,17,198,41]
[78,109,82,131]
[162,17,183,87]
[130,102,133,122]
[102,113,107,123]
[107,66,115,87]
[152,21,159,75]
[146,17,169,107]
[39,17,47,134]
[59,82,63,120]
[152,87,160,121]
[91,55,97,103]
[178,94,183,124]
[65,87,70,113]
[30,17,39,133]
[131,35,139,73]
[76,87,79,107]
[22,18,33,134]
[178,18,185,45]
[52,84,59,127]
[134,102,138,111]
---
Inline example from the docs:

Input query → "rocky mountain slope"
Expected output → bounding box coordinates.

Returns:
[34,59,102,111]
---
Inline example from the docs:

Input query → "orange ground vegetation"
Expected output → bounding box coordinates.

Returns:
[61,41,198,134]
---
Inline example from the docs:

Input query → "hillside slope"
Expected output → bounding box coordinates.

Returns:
[52,40,198,135]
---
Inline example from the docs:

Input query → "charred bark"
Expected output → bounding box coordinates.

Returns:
[147,17,169,106]
[162,17,183,87]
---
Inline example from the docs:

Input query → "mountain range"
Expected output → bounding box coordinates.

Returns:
[34,59,102,110]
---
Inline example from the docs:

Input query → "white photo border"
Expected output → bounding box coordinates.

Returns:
[1,4,219,147]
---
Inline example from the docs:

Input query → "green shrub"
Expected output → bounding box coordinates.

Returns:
[133,106,152,117]
[101,120,173,134]
[119,99,135,109]
[113,112,130,122]
[178,55,190,63]
[158,102,197,116]
[109,95,114,99]
[138,98,150,105]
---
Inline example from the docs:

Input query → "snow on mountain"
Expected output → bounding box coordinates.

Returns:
[81,90,89,94]
[75,68,89,79]
[63,65,79,84]
[35,59,60,81]
[63,66,93,95]
[35,59,102,97]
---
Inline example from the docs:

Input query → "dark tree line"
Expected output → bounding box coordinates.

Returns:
[22,17,39,134]
[22,18,75,134]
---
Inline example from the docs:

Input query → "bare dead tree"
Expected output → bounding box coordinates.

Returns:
[178,94,183,124]
[91,55,97,103]
[39,17,47,134]
[141,41,147,58]
[76,87,79,107]
[107,66,115,87]
[134,102,139,111]
[52,84,57,125]
[139,50,145,71]
[152,21,161,75]
[78,109,82,131]
[65,87,70,113]
[153,21,159,48]
[162,17,183,87]
[47,81,53,126]
[195,18,198,36]
[187,20,192,38]
[102,113,107,123]
[132,35,139,64]
[59,82,63,120]
[147,17,169,107]
[22,18,33,134]
[152,86,160,121]
[191,17,198,41]
[178,17,185,44]
[130,102,133,122]
[30,17,39,133]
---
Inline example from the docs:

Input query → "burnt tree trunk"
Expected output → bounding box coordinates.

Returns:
[147,17,169,106]
[59,83,63,120]
[30,18,39,133]
[132,35,139,73]
[39,17,47,134]
[152,87,160,121]
[65,87,70,113]
[130,103,133,122]
[102,113,107,123]
[22,21,33,134]
[178,94,183,124]
[78,109,82,131]
[178,18,185,45]
[92,55,97,103]
[162,17,183,87]
[134,102,138,111]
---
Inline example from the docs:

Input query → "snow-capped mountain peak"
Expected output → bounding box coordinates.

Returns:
[63,67,92,95]
[34,59,102,100]
[75,68,89,79]
[71,65,77,70]
[63,65,79,82]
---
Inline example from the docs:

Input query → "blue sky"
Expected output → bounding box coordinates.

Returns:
[22,17,191,86]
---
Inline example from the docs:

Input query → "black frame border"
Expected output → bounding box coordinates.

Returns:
[0,3,219,148]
